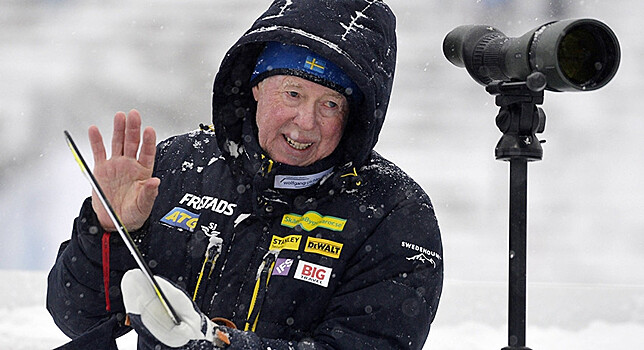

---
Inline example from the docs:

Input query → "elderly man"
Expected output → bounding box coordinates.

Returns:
[47,1,443,349]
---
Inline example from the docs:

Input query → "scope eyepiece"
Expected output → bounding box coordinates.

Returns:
[443,19,620,91]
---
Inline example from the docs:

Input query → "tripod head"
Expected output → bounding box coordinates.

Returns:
[487,72,547,162]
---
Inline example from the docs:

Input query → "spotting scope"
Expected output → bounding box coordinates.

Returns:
[443,19,620,91]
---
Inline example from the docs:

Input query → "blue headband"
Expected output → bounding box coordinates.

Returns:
[250,42,362,103]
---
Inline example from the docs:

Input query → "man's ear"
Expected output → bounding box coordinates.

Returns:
[251,83,261,102]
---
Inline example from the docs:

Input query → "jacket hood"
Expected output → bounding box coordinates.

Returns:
[212,0,397,169]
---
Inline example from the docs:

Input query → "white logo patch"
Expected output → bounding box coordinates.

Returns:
[179,193,237,216]
[294,260,332,287]
[274,168,333,189]
[401,241,442,268]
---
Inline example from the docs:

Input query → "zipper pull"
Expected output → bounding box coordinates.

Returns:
[256,249,279,280]
[193,235,224,301]
[207,236,223,278]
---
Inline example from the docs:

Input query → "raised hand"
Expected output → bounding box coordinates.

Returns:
[89,110,160,231]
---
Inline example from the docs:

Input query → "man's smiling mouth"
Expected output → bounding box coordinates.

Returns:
[284,135,313,150]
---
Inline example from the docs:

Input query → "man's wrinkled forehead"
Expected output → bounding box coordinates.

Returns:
[282,76,346,99]
[261,75,347,102]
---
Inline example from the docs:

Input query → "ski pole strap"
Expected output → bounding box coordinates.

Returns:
[102,231,111,312]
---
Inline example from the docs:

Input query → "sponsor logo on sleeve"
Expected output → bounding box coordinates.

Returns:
[406,253,437,268]
[281,211,347,232]
[294,260,332,287]
[401,241,442,268]
[269,235,302,251]
[304,237,343,259]
[160,207,200,232]
[272,258,294,276]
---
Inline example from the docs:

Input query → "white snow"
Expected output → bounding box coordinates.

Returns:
[1,0,643,348]
[1,270,642,349]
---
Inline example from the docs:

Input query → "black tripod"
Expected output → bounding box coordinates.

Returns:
[486,72,547,350]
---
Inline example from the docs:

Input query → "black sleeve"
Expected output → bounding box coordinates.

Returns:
[46,197,138,339]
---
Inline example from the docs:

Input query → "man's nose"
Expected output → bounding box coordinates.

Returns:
[293,103,316,130]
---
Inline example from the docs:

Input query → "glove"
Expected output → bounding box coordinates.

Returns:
[121,269,230,349]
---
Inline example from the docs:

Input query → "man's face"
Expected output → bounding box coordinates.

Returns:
[252,75,348,167]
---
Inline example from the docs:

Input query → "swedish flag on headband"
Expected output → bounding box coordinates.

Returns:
[305,56,326,74]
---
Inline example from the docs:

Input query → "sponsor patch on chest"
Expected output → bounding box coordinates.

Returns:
[304,237,343,259]
[281,211,347,232]
[269,235,302,251]
[160,207,200,232]
[272,258,294,276]
[293,260,332,287]
[179,193,237,216]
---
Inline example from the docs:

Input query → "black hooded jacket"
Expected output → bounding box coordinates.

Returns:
[47,1,443,349]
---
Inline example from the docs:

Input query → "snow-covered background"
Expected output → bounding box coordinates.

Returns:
[1,0,642,348]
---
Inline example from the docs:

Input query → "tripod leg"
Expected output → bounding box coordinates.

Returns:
[502,159,532,350]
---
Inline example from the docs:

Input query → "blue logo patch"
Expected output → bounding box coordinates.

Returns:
[160,207,200,232]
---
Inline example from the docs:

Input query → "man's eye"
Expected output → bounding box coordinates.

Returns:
[288,91,299,98]
[325,101,338,108]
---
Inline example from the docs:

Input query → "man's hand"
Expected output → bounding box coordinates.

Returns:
[89,110,159,231]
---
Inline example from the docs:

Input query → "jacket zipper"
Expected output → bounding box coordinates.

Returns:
[244,249,279,332]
